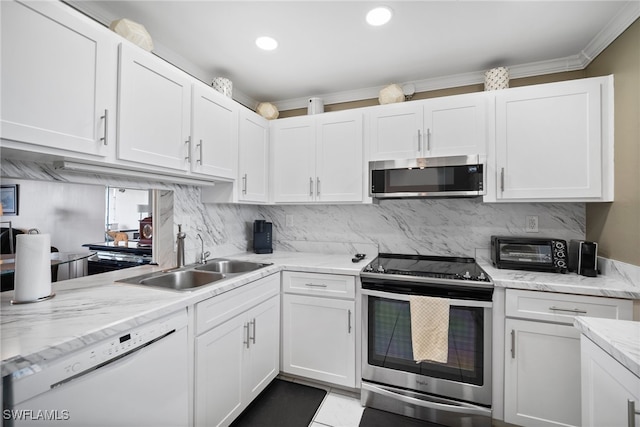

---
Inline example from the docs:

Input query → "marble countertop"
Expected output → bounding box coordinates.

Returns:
[1,251,364,378]
[574,317,640,379]
[477,259,640,299]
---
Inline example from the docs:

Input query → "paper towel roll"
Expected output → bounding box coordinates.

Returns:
[13,234,53,303]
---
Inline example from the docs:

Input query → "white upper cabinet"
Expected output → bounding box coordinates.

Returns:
[315,111,364,202]
[369,93,487,160]
[423,93,487,157]
[271,111,363,203]
[191,82,239,179]
[117,42,192,171]
[238,110,269,203]
[369,102,423,160]
[271,116,316,203]
[493,76,613,202]
[1,0,116,157]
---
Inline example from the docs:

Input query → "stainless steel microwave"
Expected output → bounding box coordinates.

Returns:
[369,155,485,199]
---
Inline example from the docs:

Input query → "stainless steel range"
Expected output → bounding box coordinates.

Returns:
[360,253,493,427]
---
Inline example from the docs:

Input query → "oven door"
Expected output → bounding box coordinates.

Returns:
[361,288,492,422]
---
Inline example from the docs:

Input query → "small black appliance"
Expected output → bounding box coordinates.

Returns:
[253,220,273,254]
[569,240,598,277]
[491,235,568,273]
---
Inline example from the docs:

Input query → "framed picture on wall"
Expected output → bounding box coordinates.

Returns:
[0,185,19,215]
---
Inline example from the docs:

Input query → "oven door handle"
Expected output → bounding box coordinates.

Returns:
[361,288,492,308]
[362,382,492,417]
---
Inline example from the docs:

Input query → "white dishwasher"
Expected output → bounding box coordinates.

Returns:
[4,309,189,427]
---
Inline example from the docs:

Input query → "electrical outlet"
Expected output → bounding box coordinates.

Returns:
[525,215,539,233]
[285,214,294,227]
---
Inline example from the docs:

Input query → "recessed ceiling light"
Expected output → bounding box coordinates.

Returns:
[366,6,392,26]
[256,36,278,51]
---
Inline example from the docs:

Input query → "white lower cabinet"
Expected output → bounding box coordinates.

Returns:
[281,271,357,388]
[194,274,280,427]
[503,289,633,427]
[580,336,640,427]
[505,318,582,427]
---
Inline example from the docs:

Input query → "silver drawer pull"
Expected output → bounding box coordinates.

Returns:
[629,400,640,427]
[549,306,588,314]
[304,283,327,288]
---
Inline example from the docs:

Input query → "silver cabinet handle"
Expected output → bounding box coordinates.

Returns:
[316,177,320,196]
[500,167,505,192]
[549,306,588,315]
[417,129,422,152]
[426,128,431,152]
[185,137,191,162]
[242,174,248,195]
[250,318,256,345]
[348,309,352,334]
[304,283,327,288]
[100,109,109,145]
[629,400,640,427]
[309,177,314,196]
[197,139,203,165]
[511,329,516,359]
[243,322,250,349]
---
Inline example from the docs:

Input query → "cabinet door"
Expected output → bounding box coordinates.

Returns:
[195,314,245,427]
[271,117,315,202]
[117,43,191,171]
[315,111,363,202]
[581,337,640,427]
[192,83,238,179]
[424,93,486,157]
[504,318,581,427]
[244,295,280,402]
[495,78,604,200]
[238,110,269,203]
[1,0,114,156]
[282,294,355,387]
[369,102,423,160]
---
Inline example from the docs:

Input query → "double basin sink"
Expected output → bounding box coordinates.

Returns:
[117,259,271,292]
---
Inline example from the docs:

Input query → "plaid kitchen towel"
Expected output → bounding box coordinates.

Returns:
[409,296,450,363]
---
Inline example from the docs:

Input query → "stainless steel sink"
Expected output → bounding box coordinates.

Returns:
[117,258,271,291]
[117,270,225,291]
[194,259,270,274]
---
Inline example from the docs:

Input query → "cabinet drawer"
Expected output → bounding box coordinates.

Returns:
[282,271,355,299]
[506,289,633,324]
[195,273,279,335]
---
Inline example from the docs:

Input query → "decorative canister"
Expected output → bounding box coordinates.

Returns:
[212,77,233,98]
[308,97,324,115]
[484,67,509,91]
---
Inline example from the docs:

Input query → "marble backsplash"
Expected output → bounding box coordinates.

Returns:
[256,198,585,258]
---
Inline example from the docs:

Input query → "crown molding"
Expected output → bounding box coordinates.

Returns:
[65,0,640,113]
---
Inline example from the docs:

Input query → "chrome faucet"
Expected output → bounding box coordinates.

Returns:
[176,224,186,267]
[197,233,210,264]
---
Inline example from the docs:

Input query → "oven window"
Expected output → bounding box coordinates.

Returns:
[499,243,552,264]
[368,297,484,385]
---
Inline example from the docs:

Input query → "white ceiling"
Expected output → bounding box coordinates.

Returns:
[67,1,639,110]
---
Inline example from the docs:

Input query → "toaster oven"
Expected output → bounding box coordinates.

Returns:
[491,236,568,273]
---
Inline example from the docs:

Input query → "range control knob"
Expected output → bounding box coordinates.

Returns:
[463,271,472,279]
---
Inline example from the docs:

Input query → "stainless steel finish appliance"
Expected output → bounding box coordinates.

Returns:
[360,254,493,426]
[253,220,273,254]
[369,155,485,199]
[568,240,598,277]
[491,235,568,273]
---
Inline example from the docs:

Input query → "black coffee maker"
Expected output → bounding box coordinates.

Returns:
[253,220,273,254]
